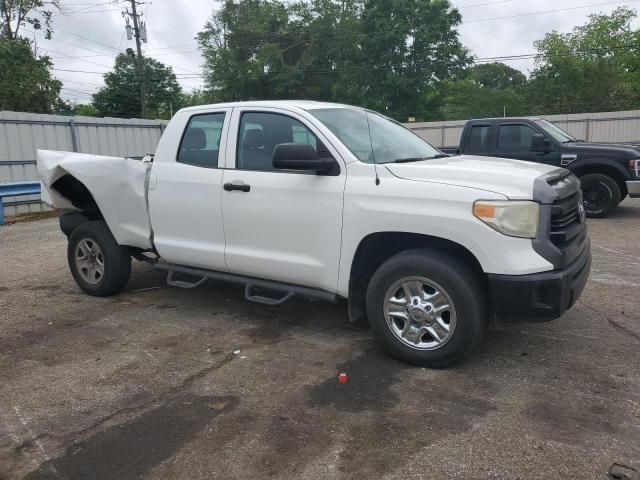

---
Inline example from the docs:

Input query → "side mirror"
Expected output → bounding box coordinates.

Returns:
[531,134,553,153]
[272,143,335,175]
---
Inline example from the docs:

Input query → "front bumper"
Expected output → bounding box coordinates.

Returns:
[627,180,640,198]
[488,240,591,322]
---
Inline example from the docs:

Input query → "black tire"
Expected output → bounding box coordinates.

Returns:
[67,221,131,296]
[366,249,486,368]
[580,173,621,218]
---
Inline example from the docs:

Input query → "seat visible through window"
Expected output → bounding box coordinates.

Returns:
[237,112,318,171]
[178,113,225,168]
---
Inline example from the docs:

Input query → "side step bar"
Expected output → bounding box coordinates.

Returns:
[155,262,340,305]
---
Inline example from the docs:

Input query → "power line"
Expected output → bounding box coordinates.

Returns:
[193,0,638,46]
[46,40,640,81]
[48,0,629,65]
[69,8,121,14]
[23,28,116,57]
[40,47,114,69]
[465,0,640,23]
[169,42,640,80]
[53,26,122,52]
[52,67,109,74]
[456,0,518,8]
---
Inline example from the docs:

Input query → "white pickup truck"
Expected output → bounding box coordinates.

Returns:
[38,101,591,367]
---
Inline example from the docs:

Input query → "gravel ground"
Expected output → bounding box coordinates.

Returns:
[1,199,639,480]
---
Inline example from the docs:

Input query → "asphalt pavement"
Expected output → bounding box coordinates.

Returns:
[1,199,639,479]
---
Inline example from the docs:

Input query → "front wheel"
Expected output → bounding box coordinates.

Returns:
[67,221,131,296]
[366,249,486,368]
[580,173,621,218]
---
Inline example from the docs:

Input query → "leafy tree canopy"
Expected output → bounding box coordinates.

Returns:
[197,0,471,121]
[528,7,640,114]
[0,0,60,39]
[0,36,62,112]
[468,63,526,90]
[92,52,183,119]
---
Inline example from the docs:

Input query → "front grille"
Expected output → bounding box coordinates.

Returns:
[549,186,588,266]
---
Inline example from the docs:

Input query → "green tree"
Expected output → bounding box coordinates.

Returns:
[528,7,640,114]
[441,62,528,119]
[181,88,216,108]
[0,0,61,39]
[0,36,62,112]
[468,63,526,90]
[355,0,470,120]
[93,52,183,119]
[197,0,303,102]
[73,103,99,117]
[197,0,470,121]
[441,79,528,119]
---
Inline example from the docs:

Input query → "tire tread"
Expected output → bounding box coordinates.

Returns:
[67,221,131,296]
[366,248,486,368]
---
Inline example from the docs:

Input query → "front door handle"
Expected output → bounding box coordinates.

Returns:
[224,181,250,192]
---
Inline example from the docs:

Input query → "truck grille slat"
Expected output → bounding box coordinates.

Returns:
[548,179,586,265]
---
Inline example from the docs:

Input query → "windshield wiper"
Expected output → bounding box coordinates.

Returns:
[389,154,448,163]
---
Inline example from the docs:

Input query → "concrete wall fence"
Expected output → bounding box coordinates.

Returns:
[1,108,640,219]
[0,111,168,217]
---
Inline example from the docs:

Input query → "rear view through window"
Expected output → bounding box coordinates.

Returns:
[178,113,225,168]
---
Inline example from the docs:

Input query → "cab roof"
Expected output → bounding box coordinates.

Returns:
[471,117,543,122]
[179,100,359,113]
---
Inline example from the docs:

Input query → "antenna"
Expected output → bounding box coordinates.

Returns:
[364,111,380,186]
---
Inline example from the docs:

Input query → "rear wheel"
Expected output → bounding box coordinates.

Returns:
[67,221,131,296]
[580,173,621,218]
[366,249,486,368]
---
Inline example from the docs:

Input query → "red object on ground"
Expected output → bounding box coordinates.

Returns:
[338,373,348,384]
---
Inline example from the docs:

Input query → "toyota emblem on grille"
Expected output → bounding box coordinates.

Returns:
[578,202,586,223]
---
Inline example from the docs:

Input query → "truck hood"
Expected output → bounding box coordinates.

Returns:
[384,155,561,200]
[564,141,640,162]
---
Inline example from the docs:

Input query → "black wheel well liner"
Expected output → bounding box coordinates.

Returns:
[571,163,629,197]
[52,174,104,221]
[347,232,486,323]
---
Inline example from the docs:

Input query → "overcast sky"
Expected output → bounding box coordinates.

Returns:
[26,0,640,104]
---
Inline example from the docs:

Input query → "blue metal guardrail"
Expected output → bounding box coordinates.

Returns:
[0,182,41,225]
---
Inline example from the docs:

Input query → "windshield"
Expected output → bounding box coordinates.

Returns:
[310,108,442,164]
[535,119,576,143]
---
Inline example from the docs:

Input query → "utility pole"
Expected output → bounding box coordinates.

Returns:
[124,0,147,118]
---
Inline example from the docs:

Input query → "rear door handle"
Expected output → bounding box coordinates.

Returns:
[224,181,250,192]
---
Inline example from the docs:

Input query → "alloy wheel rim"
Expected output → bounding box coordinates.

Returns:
[383,276,457,351]
[75,238,105,285]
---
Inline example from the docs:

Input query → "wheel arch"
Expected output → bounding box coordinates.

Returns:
[347,232,486,323]
[52,174,105,236]
[570,161,629,197]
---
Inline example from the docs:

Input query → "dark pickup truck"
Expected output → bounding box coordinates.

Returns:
[441,117,640,217]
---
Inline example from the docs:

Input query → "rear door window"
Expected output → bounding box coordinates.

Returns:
[466,125,491,153]
[177,113,225,168]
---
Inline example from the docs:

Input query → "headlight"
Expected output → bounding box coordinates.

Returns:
[473,200,539,238]
[629,159,640,177]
